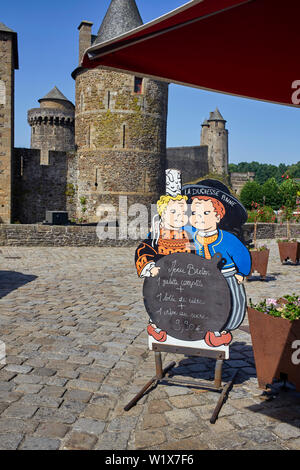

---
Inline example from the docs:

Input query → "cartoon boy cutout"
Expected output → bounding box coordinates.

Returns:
[186,184,251,347]
[135,170,194,342]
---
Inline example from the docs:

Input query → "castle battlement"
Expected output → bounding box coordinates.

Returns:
[28,108,75,126]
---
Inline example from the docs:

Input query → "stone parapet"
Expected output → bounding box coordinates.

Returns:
[27,108,75,126]
[243,223,300,242]
[0,224,137,247]
[0,223,299,247]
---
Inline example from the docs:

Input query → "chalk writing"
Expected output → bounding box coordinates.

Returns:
[144,253,231,341]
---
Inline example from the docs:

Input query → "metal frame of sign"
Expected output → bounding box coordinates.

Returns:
[124,344,237,424]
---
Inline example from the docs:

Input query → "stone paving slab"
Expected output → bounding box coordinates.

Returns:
[0,239,299,450]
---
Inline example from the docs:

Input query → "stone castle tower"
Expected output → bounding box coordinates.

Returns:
[0,23,18,224]
[201,108,228,175]
[71,0,169,223]
[1,3,232,225]
[27,86,75,164]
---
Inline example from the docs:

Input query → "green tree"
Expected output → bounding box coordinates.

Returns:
[228,163,238,173]
[288,161,300,179]
[254,164,277,185]
[280,178,299,210]
[240,181,263,209]
[228,161,300,185]
[261,177,283,210]
[279,177,300,238]
[277,163,289,183]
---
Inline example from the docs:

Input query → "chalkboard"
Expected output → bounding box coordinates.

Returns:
[143,253,231,342]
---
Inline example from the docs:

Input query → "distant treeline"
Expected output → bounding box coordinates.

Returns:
[229,161,300,185]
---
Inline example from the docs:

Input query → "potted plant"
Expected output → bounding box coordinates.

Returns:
[248,245,270,280]
[246,202,271,280]
[277,177,300,264]
[277,237,300,264]
[248,295,300,391]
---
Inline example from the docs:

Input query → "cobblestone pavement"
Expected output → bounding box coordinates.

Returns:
[0,239,299,451]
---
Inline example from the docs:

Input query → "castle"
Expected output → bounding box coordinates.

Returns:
[0,0,230,225]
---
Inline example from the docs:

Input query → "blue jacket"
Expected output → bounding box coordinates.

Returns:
[187,228,251,277]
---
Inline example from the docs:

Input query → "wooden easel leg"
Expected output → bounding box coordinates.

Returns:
[214,359,223,389]
[123,353,176,412]
[210,369,238,424]
[124,376,159,412]
[155,352,163,379]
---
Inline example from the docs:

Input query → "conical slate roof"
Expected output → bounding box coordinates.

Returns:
[93,0,143,45]
[201,118,209,126]
[213,107,226,121]
[38,86,71,103]
[0,22,15,33]
[208,107,226,121]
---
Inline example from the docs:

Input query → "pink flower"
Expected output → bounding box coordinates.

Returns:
[266,298,278,307]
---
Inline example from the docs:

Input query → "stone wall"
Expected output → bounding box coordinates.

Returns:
[0,223,299,247]
[12,149,77,224]
[230,172,255,195]
[166,146,209,184]
[0,224,136,247]
[242,223,300,243]
[0,31,14,223]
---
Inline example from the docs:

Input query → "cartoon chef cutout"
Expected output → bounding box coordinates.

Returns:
[135,169,194,342]
[183,179,252,347]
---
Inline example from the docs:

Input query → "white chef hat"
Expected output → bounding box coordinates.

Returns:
[165,169,182,197]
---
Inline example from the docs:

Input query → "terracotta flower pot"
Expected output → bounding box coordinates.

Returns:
[248,249,269,280]
[248,307,300,391]
[277,241,300,264]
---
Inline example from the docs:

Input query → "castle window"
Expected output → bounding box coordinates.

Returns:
[20,155,24,177]
[134,77,143,94]
[122,124,126,148]
[80,92,84,112]
[87,126,91,147]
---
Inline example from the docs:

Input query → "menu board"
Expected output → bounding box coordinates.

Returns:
[143,253,231,342]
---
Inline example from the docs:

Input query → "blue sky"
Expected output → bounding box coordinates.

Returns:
[2,0,300,165]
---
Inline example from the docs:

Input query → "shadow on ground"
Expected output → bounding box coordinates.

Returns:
[0,271,37,298]
[148,341,257,389]
[143,342,300,431]
[247,383,300,430]
[246,274,277,282]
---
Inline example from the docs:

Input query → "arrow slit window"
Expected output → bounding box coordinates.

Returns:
[122,124,126,148]
[134,77,143,94]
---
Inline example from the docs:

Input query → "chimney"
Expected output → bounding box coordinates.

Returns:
[78,21,93,66]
